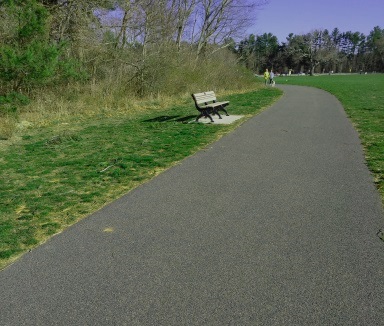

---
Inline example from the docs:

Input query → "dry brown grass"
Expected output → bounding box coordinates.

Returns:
[0,116,17,140]
[1,47,259,140]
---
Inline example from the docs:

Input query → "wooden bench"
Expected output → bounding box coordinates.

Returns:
[191,91,229,122]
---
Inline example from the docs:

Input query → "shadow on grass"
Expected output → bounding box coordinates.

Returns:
[142,115,197,123]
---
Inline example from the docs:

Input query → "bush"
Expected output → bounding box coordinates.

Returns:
[83,43,256,99]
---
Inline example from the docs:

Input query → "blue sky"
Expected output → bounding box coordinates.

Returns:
[249,0,384,43]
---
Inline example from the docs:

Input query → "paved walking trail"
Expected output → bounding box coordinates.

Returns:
[1,85,384,325]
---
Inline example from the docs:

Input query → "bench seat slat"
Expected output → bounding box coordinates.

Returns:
[199,101,229,108]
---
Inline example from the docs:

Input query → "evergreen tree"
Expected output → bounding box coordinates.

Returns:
[0,0,75,98]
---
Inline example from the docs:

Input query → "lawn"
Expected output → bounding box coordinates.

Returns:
[0,87,282,269]
[278,73,384,206]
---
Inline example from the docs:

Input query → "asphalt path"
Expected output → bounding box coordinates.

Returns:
[1,85,384,325]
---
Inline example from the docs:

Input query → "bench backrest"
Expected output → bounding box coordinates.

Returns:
[192,91,216,105]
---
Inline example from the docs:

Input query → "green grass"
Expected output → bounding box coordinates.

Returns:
[0,87,282,269]
[278,73,384,206]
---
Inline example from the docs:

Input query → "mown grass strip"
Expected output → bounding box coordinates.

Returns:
[278,74,384,206]
[0,87,282,269]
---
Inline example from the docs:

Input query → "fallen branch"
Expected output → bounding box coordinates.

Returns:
[99,164,115,173]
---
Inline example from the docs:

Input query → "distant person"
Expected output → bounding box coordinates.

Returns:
[264,69,270,86]
[269,70,275,86]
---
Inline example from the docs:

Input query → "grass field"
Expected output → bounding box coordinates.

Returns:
[0,86,282,269]
[278,73,384,206]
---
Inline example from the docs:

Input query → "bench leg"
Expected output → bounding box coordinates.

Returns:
[212,108,222,119]
[195,113,203,121]
[196,111,214,122]
[219,105,229,116]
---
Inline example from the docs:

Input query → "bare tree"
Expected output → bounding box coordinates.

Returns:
[173,0,197,50]
[41,0,112,44]
[193,0,268,58]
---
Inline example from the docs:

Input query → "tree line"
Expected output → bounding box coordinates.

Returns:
[1,0,383,108]
[0,0,265,103]
[235,27,384,75]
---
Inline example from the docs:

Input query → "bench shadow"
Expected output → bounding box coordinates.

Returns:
[142,115,180,122]
[175,115,196,123]
[142,115,196,123]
